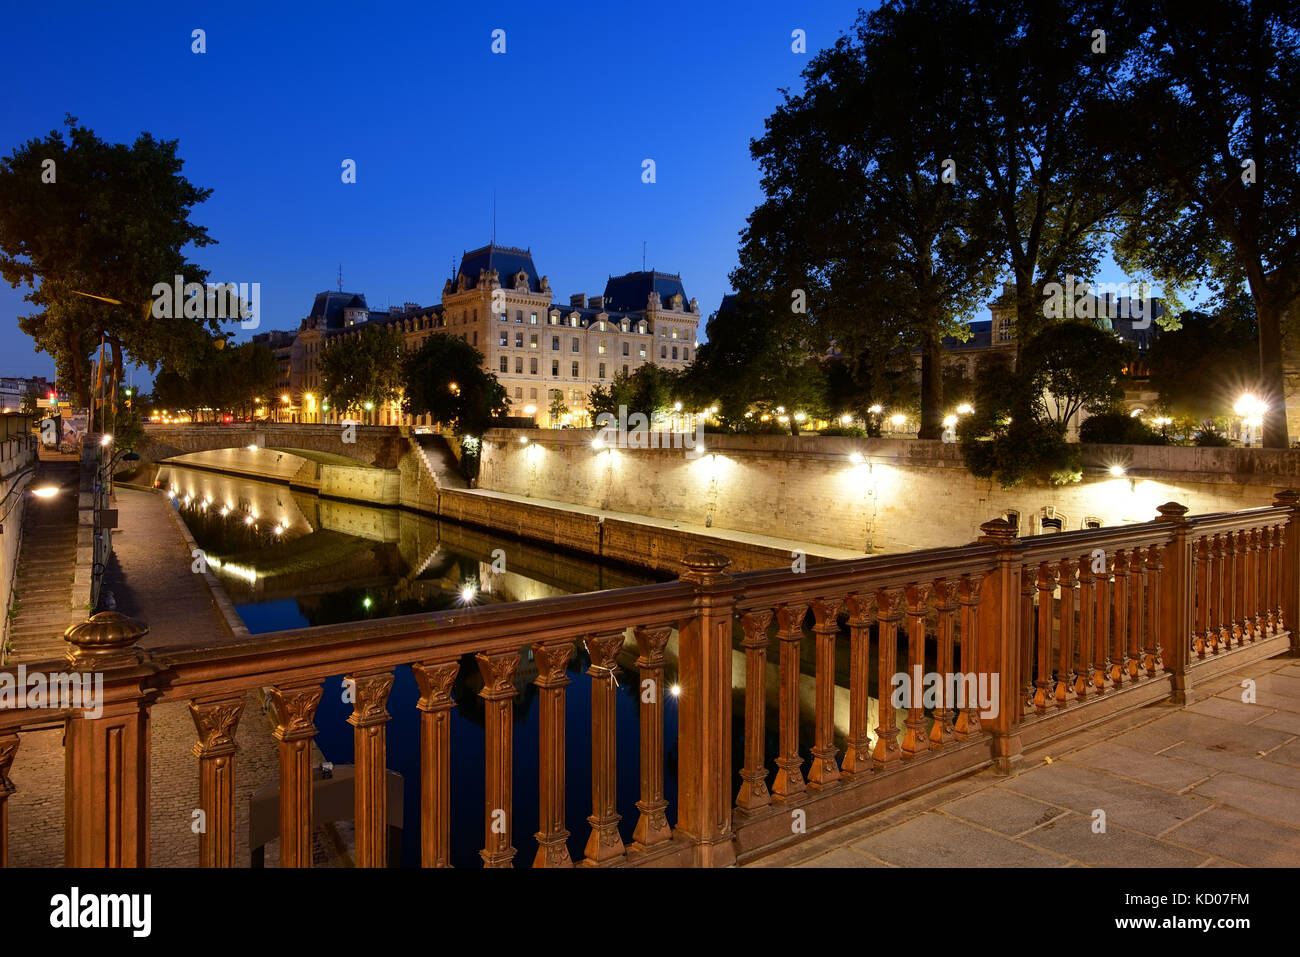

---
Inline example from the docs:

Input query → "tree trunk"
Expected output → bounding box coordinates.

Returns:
[1255,290,1292,449]
[67,330,89,407]
[917,330,943,439]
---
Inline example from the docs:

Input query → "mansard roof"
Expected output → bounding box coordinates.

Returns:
[307,291,370,330]
[457,243,542,292]
[603,270,688,312]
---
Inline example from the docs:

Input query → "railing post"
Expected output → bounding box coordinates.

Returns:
[346,670,394,867]
[269,680,324,868]
[1275,491,1300,651]
[63,611,151,867]
[977,519,1024,774]
[531,640,574,867]
[631,626,673,850]
[0,733,17,868]
[476,650,520,868]
[1155,503,1193,705]
[413,659,459,868]
[189,696,244,867]
[677,550,739,868]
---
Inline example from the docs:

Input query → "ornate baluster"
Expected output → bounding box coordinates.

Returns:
[955,573,985,738]
[189,696,244,867]
[1127,548,1144,680]
[931,580,958,746]
[736,610,773,807]
[1019,568,1037,718]
[413,659,459,868]
[1210,534,1225,652]
[269,681,324,868]
[1194,537,1210,658]
[1076,555,1095,699]
[0,733,17,868]
[1264,525,1278,633]
[1233,529,1250,643]
[1222,531,1237,649]
[1248,528,1262,640]
[902,582,932,759]
[1056,559,1076,707]
[1033,565,1058,714]
[347,670,394,867]
[476,650,520,868]
[532,639,575,867]
[632,626,672,850]
[583,631,625,865]
[873,588,905,770]
[1144,544,1164,677]
[1094,556,1110,692]
[772,602,808,798]
[1110,548,1128,686]
[808,598,843,787]
[842,595,875,774]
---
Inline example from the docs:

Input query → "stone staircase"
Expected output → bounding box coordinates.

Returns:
[6,461,82,663]
[409,434,467,489]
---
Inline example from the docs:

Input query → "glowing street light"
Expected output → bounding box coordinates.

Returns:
[840,414,853,425]
[869,404,883,415]
[890,413,907,428]
[459,583,478,604]
[1109,464,1126,477]
[956,403,974,415]
[31,486,60,499]
[943,415,958,428]
[848,452,864,465]
[100,434,113,446]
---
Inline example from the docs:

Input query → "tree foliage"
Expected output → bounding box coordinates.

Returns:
[0,115,218,404]
[1145,295,1259,421]
[1019,322,1132,426]
[1113,0,1300,447]
[319,323,405,417]
[152,342,278,420]
[401,333,508,435]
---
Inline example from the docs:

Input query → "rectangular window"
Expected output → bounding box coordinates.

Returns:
[516,310,523,323]
[622,341,629,356]
[551,360,559,376]
[622,364,629,375]
[529,388,537,400]
[514,387,522,398]
[660,346,667,359]
[515,357,523,373]
[499,332,508,346]
[529,357,538,374]
[598,363,606,379]
[571,361,579,377]
[530,312,538,325]
[672,346,678,360]
[472,331,478,346]
[551,336,560,351]
[571,338,580,352]
[548,314,557,325]
[499,356,508,372]
[639,346,647,358]
[530,333,538,348]
[598,340,607,355]
[500,312,507,322]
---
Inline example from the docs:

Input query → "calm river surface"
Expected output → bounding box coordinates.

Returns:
[160,463,927,867]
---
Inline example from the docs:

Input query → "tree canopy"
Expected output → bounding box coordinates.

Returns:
[319,323,406,417]
[401,333,508,435]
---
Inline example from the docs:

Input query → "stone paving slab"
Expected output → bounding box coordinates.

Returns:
[746,653,1300,868]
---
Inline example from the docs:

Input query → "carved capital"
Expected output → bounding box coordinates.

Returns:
[739,609,774,647]
[904,581,932,616]
[414,660,459,711]
[809,597,843,631]
[843,592,874,625]
[476,651,521,700]
[875,587,905,621]
[346,671,395,728]
[632,626,671,668]
[532,640,575,688]
[584,631,625,678]
[189,697,244,757]
[958,574,985,605]
[774,602,808,638]
[932,578,958,611]
[270,682,323,742]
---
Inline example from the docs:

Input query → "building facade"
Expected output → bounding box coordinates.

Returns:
[270,244,701,427]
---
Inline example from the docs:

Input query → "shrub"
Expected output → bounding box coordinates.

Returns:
[1079,411,1164,445]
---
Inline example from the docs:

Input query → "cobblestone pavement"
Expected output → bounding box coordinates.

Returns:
[747,653,1300,868]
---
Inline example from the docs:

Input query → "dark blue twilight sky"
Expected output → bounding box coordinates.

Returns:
[0,0,872,380]
[2,0,1147,385]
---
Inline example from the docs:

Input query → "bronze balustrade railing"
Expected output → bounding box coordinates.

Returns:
[0,493,1296,868]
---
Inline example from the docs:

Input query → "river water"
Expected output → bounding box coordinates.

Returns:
[159,463,925,867]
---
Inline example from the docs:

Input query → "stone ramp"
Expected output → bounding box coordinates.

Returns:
[6,460,81,663]
[746,653,1300,868]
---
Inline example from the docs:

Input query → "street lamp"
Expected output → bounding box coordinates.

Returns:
[1233,393,1267,446]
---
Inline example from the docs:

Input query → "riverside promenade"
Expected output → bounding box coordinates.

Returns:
[747,652,1300,868]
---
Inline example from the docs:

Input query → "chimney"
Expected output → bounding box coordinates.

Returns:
[404,301,420,313]
[570,293,587,308]
[589,296,605,310]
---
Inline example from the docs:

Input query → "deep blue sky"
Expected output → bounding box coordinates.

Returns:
[0,0,874,381]
[2,0,1147,386]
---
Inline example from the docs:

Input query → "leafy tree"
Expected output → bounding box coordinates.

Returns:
[1019,321,1133,427]
[1112,0,1299,446]
[0,115,218,405]
[319,323,405,418]
[402,333,508,435]
[1145,295,1258,421]
[741,1,998,437]
[1078,410,1163,445]
[19,389,39,415]
[547,389,568,425]
[152,340,278,421]
[947,0,1135,353]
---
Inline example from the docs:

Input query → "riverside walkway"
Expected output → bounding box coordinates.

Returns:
[748,652,1300,868]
